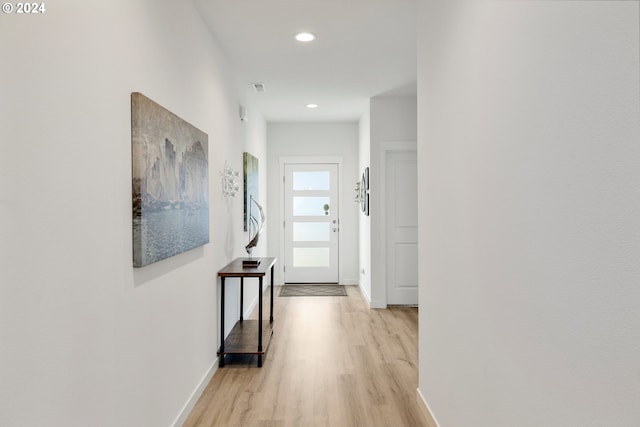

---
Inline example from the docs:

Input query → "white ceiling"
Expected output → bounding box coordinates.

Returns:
[192,0,417,122]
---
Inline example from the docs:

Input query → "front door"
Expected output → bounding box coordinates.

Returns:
[283,163,339,283]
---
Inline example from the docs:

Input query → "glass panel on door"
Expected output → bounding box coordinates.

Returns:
[293,248,330,267]
[293,222,330,242]
[292,197,331,216]
[293,171,330,191]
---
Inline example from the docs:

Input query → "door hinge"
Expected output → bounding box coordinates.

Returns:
[283,220,285,228]
[283,265,286,272]
[283,176,285,183]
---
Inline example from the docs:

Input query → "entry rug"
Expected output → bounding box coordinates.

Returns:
[279,284,347,297]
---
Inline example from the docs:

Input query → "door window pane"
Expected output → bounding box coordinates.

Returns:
[293,171,330,191]
[293,197,330,216]
[293,248,330,267]
[293,222,330,241]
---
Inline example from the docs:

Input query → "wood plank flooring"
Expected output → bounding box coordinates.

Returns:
[183,286,436,427]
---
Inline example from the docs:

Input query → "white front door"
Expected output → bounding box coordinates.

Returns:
[284,163,339,283]
[386,151,418,304]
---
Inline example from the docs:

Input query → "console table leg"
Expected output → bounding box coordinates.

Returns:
[239,277,244,322]
[269,265,274,323]
[219,276,225,368]
[258,276,263,354]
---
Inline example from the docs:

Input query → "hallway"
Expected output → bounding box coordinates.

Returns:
[184,286,434,426]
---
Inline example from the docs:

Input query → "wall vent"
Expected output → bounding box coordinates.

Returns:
[251,82,266,93]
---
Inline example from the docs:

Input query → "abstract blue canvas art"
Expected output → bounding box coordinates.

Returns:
[131,92,209,267]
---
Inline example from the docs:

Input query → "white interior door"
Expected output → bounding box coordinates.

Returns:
[284,163,339,283]
[386,151,418,304]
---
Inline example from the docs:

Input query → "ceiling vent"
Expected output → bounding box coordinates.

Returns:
[251,83,266,93]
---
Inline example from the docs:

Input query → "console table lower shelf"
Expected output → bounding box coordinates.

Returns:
[218,320,274,366]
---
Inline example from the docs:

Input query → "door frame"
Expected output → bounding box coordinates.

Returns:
[279,156,343,284]
[374,142,417,308]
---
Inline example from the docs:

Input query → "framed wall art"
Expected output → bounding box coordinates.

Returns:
[364,167,369,190]
[360,167,370,216]
[360,172,366,213]
[131,92,209,267]
[243,152,259,231]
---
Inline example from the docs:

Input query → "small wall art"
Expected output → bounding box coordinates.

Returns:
[131,92,209,268]
[243,152,259,231]
[365,192,370,216]
[360,167,370,216]
[364,167,369,190]
[221,161,240,198]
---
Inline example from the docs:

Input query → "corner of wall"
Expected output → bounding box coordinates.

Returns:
[358,107,372,303]
[416,388,441,427]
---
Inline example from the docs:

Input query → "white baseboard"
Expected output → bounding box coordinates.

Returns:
[370,299,387,309]
[244,293,259,319]
[242,284,274,319]
[171,360,218,427]
[340,278,359,285]
[358,286,388,309]
[357,283,371,302]
[417,388,441,427]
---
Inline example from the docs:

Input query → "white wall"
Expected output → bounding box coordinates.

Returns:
[0,1,266,426]
[358,109,372,300]
[238,101,269,321]
[266,122,359,285]
[369,96,417,307]
[417,1,640,426]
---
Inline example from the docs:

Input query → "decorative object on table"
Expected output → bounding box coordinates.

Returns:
[243,195,266,267]
[243,152,259,231]
[221,161,240,198]
[131,92,209,268]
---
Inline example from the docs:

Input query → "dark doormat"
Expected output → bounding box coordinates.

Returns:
[279,284,347,297]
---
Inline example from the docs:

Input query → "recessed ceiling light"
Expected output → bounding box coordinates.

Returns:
[295,32,316,42]
[306,104,318,109]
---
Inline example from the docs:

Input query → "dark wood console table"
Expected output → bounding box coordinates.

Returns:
[217,257,276,367]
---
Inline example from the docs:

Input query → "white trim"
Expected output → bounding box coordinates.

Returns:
[417,388,442,427]
[358,282,371,303]
[244,293,258,320]
[171,360,218,427]
[280,156,344,164]
[370,299,387,309]
[375,141,417,308]
[279,156,344,284]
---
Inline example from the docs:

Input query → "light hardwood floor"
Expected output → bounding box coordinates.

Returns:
[183,286,436,427]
